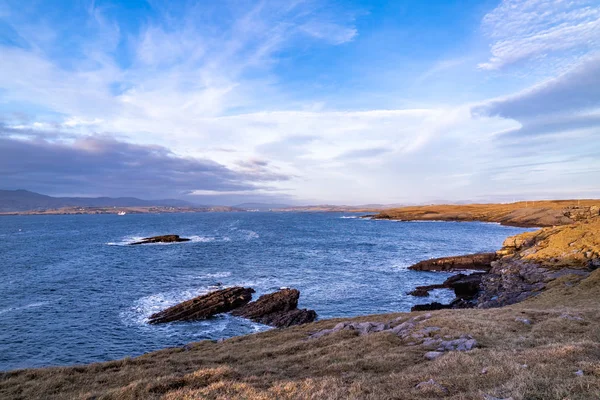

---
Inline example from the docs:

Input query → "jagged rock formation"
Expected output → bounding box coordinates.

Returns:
[231,289,317,328]
[129,235,191,245]
[478,217,600,308]
[408,253,495,272]
[408,217,600,310]
[148,287,255,324]
[148,287,316,328]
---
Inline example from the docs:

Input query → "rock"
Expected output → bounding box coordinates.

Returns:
[575,369,584,376]
[515,317,532,325]
[148,287,254,324]
[409,253,496,272]
[415,379,448,394]
[408,287,431,297]
[483,396,514,400]
[129,235,191,245]
[424,351,443,360]
[481,367,488,374]
[560,313,584,321]
[411,302,450,312]
[232,289,317,328]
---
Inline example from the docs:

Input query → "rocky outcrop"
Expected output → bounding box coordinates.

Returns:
[130,235,191,245]
[477,218,600,308]
[408,273,485,311]
[231,289,317,328]
[408,253,496,272]
[148,287,254,324]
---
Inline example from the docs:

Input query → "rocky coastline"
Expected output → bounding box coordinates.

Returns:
[407,215,600,311]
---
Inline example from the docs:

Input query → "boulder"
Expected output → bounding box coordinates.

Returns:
[409,253,496,272]
[148,287,254,324]
[130,235,191,245]
[232,289,317,328]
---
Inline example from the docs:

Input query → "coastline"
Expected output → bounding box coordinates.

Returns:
[2,204,599,399]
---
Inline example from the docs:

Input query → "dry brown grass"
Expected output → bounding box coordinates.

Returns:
[2,271,600,399]
[375,200,600,227]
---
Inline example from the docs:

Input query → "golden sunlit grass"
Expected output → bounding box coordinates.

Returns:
[375,199,600,227]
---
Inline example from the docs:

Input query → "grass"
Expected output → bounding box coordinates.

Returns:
[374,199,600,227]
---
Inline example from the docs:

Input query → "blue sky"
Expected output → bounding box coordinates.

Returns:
[0,0,599,204]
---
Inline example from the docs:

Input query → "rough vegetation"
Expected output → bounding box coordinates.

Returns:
[372,200,600,227]
[2,205,600,399]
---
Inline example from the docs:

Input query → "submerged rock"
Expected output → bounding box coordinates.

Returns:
[232,288,316,328]
[148,287,255,324]
[129,235,191,245]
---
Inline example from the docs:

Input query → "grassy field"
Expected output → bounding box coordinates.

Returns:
[373,200,600,227]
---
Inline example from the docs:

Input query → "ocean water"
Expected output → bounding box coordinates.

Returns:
[0,212,531,371]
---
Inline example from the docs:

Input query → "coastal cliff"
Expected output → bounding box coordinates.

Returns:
[2,210,600,399]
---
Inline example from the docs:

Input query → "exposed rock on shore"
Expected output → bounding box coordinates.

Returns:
[408,216,600,310]
[231,289,317,328]
[148,287,316,328]
[130,235,191,245]
[148,287,254,324]
[409,253,495,272]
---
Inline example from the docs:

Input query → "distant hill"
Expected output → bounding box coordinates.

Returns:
[0,190,194,212]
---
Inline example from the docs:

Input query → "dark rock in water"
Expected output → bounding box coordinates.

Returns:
[409,253,496,272]
[130,235,191,245]
[232,288,317,328]
[148,287,254,324]
[408,273,484,300]
[411,302,450,312]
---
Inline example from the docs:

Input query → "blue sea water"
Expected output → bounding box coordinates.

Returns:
[0,212,531,371]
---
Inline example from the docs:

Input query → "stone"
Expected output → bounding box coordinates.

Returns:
[232,289,317,328]
[575,370,584,376]
[408,253,496,272]
[515,317,532,325]
[129,234,191,245]
[415,379,448,393]
[411,302,449,312]
[424,351,443,360]
[560,313,584,321]
[148,287,255,324]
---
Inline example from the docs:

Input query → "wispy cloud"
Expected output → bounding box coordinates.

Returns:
[479,0,600,71]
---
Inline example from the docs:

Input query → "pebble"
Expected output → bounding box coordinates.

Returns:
[575,370,584,376]
[424,351,443,360]
[415,379,448,393]
[515,317,532,325]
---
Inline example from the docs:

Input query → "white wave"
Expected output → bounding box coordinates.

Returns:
[121,287,212,326]
[339,216,359,219]
[0,301,49,315]
[188,235,216,243]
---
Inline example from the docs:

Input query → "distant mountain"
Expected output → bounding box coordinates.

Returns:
[0,190,194,212]
[234,202,293,210]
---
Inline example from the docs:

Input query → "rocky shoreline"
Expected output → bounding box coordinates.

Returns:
[407,216,600,311]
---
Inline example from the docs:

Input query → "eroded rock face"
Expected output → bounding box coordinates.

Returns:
[130,235,191,245]
[408,253,496,272]
[148,287,255,324]
[231,289,317,328]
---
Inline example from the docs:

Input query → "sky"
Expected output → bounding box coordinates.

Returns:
[0,0,599,205]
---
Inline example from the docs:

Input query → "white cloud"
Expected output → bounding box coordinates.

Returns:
[480,0,600,70]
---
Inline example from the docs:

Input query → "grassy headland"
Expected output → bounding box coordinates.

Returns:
[1,202,600,399]
[371,199,600,227]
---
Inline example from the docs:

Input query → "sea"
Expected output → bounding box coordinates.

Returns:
[0,212,532,371]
